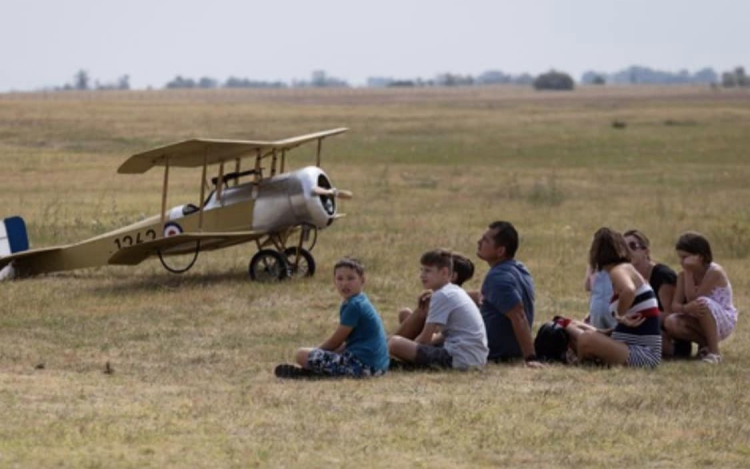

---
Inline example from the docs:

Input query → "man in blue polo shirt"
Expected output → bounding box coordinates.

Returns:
[477,221,540,366]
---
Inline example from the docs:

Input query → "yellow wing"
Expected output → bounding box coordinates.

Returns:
[118,128,348,174]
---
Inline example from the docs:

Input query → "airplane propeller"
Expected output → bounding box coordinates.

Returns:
[312,186,353,199]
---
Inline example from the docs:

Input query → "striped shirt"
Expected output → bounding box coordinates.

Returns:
[610,283,662,368]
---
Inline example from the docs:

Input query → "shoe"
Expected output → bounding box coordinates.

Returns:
[389,358,419,371]
[701,353,722,364]
[274,364,316,379]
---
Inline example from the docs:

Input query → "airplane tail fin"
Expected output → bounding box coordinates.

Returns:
[1,216,29,257]
[1,216,29,280]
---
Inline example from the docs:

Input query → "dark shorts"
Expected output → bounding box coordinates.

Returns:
[415,344,453,369]
[307,348,385,378]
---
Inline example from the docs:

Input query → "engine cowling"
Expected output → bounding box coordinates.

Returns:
[202,166,339,232]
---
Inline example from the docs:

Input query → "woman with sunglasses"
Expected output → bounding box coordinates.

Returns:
[664,232,737,364]
[567,228,662,368]
[622,229,687,358]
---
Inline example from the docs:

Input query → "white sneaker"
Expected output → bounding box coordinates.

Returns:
[701,353,722,364]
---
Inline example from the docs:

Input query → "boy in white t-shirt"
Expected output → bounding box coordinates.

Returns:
[389,250,488,370]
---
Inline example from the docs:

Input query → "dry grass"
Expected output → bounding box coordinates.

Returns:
[1,86,750,468]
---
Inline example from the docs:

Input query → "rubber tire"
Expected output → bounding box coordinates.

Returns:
[283,247,316,278]
[249,249,290,282]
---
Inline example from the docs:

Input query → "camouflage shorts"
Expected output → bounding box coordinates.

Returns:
[307,349,384,378]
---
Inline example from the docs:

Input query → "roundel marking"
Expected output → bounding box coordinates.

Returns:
[163,222,183,238]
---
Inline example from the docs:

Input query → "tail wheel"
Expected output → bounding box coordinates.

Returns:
[283,247,316,278]
[249,249,290,282]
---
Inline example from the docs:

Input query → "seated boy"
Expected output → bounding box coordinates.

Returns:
[275,257,389,379]
[394,252,475,340]
[389,250,488,370]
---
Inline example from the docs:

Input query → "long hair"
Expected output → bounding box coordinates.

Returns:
[589,227,631,271]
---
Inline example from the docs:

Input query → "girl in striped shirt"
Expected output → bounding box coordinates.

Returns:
[565,227,662,368]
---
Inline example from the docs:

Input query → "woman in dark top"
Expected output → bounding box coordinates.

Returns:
[623,229,688,357]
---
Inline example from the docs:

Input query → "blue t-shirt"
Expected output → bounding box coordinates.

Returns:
[480,259,535,360]
[340,293,389,372]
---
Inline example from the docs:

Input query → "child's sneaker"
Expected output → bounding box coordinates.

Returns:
[701,353,722,365]
[274,364,317,379]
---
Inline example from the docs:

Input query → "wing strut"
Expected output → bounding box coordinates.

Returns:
[160,156,170,228]
[198,151,208,231]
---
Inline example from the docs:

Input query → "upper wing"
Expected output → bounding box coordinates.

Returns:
[107,231,261,265]
[118,128,348,174]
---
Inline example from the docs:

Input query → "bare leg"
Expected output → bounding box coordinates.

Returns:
[576,331,630,366]
[393,307,427,340]
[664,314,707,348]
[295,347,314,368]
[388,336,419,363]
[564,320,598,352]
[695,307,720,354]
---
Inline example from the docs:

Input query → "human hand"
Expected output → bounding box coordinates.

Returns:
[685,299,710,317]
[524,360,546,369]
[616,312,646,328]
[417,291,432,310]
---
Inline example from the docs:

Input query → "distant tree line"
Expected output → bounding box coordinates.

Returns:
[55,69,130,91]
[50,65,749,92]
[164,70,346,89]
[581,66,719,85]
[720,67,749,87]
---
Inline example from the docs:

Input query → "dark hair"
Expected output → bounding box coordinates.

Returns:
[334,257,365,277]
[451,253,475,286]
[488,221,519,258]
[534,322,569,363]
[420,249,453,272]
[623,229,650,250]
[675,232,713,265]
[589,227,631,271]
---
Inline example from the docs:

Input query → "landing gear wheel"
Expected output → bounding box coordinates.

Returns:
[283,247,316,278]
[249,249,290,282]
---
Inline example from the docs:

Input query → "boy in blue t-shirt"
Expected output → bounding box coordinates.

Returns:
[275,257,389,379]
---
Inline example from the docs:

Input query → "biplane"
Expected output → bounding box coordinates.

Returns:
[0,128,351,282]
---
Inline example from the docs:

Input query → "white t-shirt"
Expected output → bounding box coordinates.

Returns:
[427,283,489,369]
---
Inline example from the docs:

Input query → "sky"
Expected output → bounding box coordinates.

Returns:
[1,0,747,91]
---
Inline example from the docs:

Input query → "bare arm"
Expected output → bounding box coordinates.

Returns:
[609,266,636,317]
[318,324,353,351]
[671,271,687,313]
[415,323,442,346]
[658,283,676,315]
[584,265,593,292]
[507,302,535,360]
[683,268,698,302]
[466,290,481,306]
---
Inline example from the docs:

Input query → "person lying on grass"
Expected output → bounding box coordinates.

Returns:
[275,257,389,379]
[664,232,738,365]
[389,249,488,371]
[392,252,476,341]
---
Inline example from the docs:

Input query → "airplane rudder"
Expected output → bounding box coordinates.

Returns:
[1,216,29,255]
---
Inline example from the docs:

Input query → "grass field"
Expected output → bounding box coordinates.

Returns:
[1,86,749,468]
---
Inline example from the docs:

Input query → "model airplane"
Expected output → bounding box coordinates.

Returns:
[0,128,351,282]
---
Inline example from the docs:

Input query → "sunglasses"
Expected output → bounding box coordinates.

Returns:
[627,241,643,251]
